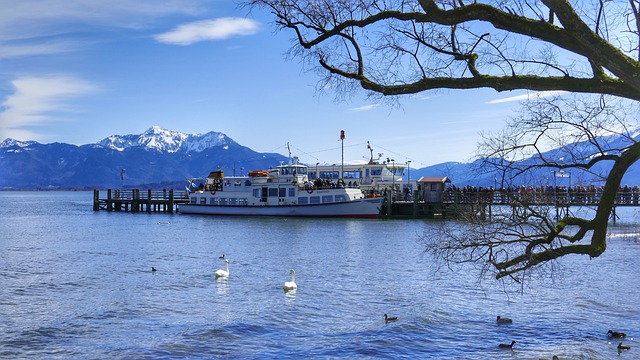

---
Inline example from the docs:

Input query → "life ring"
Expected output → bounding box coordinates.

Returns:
[210,189,217,195]
[306,188,314,194]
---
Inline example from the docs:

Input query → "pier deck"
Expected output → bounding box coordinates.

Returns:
[93,189,189,213]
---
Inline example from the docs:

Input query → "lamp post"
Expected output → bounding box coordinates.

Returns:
[406,160,411,184]
[315,162,319,180]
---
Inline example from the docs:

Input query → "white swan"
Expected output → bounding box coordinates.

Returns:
[283,269,297,291]
[215,259,229,278]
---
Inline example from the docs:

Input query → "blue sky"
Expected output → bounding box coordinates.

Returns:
[0,0,544,167]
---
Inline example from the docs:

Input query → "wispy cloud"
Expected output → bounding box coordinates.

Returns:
[0,0,206,57]
[487,90,568,104]
[0,75,98,141]
[349,104,380,112]
[154,18,260,45]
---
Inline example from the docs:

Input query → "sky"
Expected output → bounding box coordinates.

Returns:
[0,0,546,168]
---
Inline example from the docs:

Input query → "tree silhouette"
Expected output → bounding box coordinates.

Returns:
[251,0,640,280]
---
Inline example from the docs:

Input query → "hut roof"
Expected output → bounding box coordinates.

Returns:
[417,176,450,183]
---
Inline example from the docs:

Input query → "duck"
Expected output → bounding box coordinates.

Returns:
[496,316,513,324]
[498,340,516,349]
[219,254,225,259]
[608,330,626,338]
[384,314,398,323]
[215,259,229,278]
[151,267,157,272]
[618,342,631,351]
[283,269,297,291]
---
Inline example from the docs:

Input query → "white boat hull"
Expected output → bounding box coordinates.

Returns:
[179,197,382,218]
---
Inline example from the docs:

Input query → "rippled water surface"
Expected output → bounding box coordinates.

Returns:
[1,191,639,359]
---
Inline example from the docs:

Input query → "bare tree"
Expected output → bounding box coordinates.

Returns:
[251,0,640,280]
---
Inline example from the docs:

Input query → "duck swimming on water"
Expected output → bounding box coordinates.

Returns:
[608,330,626,338]
[498,341,516,349]
[618,342,631,351]
[496,316,513,324]
[384,314,398,322]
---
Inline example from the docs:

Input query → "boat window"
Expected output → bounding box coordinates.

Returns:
[371,168,382,176]
[322,195,333,203]
[210,198,216,205]
[288,188,296,197]
[335,195,347,202]
[244,180,252,186]
[279,188,286,197]
[238,198,247,205]
[308,171,317,180]
[268,188,279,197]
[298,197,308,204]
[343,171,362,179]
[320,171,339,179]
[190,198,197,204]
[200,197,206,204]
[218,198,227,205]
[309,196,320,204]
[228,198,237,205]
[253,189,260,198]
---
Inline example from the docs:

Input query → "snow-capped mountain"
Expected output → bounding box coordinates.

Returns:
[0,127,287,189]
[97,126,235,153]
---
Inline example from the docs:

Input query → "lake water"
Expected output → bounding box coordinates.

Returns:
[1,191,639,359]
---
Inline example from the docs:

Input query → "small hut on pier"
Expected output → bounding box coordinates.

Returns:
[418,176,450,203]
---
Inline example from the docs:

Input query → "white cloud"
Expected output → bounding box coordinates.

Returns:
[154,18,260,45]
[349,104,380,112]
[0,75,98,141]
[0,0,207,56]
[487,90,568,104]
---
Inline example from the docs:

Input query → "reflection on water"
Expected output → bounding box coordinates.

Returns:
[0,192,639,359]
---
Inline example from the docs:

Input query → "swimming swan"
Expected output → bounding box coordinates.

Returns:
[216,259,229,278]
[283,269,297,291]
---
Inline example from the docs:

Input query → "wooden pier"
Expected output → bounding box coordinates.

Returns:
[383,187,640,220]
[93,189,189,213]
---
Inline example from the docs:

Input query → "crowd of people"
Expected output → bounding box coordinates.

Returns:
[443,184,640,205]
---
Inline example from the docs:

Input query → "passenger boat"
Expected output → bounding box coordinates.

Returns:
[179,156,383,218]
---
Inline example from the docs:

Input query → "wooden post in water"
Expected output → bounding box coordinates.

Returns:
[107,189,113,211]
[93,189,99,211]
[147,189,152,213]
[168,189,175,214]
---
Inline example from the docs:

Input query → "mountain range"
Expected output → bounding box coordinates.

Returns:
[0,126,287,189]
[2,126,640,189]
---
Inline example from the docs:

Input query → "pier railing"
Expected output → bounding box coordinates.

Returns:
[93,189,189,213]
[439,188,640,206]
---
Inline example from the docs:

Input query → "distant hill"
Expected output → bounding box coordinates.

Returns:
[0,126,287,189]
[411,130,640,187]
[2,126,640,189]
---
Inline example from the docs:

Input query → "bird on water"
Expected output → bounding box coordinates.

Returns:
[384,314,398,323]
[215,259,229,278]
[618,342,631,351]
[498,341,516,349]
[151,267,157,272]
[496,316,513,324]
[283,269,297,291]
[219,254,225,259]
[608,330,626,338]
